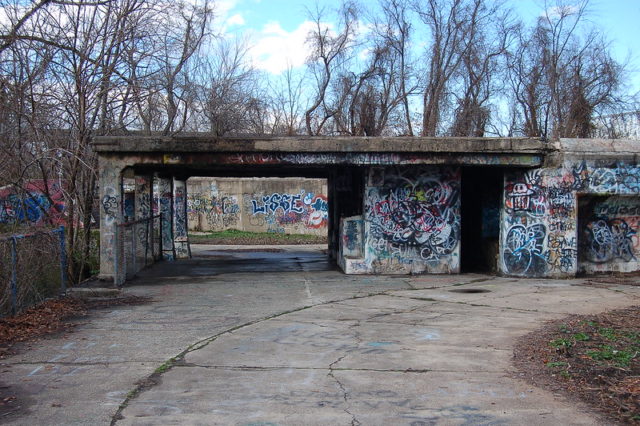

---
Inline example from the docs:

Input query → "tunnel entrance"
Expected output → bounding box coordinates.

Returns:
[461,167,504,273]
[185,176,332,274]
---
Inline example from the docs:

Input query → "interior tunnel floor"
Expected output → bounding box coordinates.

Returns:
[134,244,333,279]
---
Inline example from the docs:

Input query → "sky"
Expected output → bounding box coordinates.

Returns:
[214,0,640,94]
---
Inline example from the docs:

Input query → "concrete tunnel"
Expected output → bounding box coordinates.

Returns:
[92,135,640,282]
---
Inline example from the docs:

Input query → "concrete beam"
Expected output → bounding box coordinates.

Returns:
[93,135,549,154]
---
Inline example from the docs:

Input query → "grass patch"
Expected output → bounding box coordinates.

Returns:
[586,345,639,368]
[189,229,327,245]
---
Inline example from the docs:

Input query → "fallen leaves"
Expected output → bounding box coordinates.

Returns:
[514,306,640,424]
[0,299,86,356]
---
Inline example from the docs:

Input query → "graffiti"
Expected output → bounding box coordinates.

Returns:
[174,183,187,238]
[0,181,66,225]
[568,162,640,194]
[123,194,135,220]
[505,182,546,216]
[249,191,328,230]
[187,194,240,229]
[158,180,174,260]
[102,195,118,217]
[365,168,461,271]
[135,177,152,219]
[307,195,328,228]
[583,218,636,263]
[547,235,578,273]
[503,160,640,277]
[503,224,547,275]
[218,152,542,167]
[251,193,304,215]
[345,220,359,251]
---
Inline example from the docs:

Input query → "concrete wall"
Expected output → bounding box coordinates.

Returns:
[341,166,461,274]
[187,177,328,235]
[501,160,640,277]
[338,156,640,277]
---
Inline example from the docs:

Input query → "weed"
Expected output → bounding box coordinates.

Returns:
[573,332,590,341]
[586,345,639,367]
[597,327,618,341]
[550,338,574,349]
[547,361,568,368]
[558,324,569,333]
[559,370,571,379]
[154,357,176,374]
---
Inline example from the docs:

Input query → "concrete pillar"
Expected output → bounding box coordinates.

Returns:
[173,178,190,259]
[158,176,175,261]
[98,157,124,281]
[135,175,153,264]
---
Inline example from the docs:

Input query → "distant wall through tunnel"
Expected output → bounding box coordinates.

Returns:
[186,177,328,235]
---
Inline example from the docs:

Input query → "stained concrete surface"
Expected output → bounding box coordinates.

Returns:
[1,245,640,425]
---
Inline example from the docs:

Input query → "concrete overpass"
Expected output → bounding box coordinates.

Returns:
[94,136,640,281]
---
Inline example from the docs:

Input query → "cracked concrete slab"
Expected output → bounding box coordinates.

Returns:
[2,249,640,425]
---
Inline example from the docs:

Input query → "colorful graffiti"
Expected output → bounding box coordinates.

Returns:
[583,218,636,263]
[365,167,461,273]
[248,191,328,231]
[0,181,66,225]
[502,161,640,277]
[503,224,547,275]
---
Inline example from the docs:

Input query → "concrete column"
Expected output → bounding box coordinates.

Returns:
[158,176,175,261]
[135,175,153,264]
[98,156,124,281]
[173,178,190,259]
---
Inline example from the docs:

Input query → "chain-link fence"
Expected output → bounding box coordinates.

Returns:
[114,215,162,286]
[0,227,67,317]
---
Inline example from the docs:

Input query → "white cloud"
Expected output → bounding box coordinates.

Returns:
[251,20,318,74]
[226,13,245,27]
[543,4,580,20]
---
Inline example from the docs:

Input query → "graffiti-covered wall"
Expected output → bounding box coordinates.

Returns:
[502,160,640,277]
[0,181,66,226]
[361,167,461,274]
[187,178,328,235]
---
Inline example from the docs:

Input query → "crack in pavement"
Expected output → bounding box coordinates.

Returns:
[327,354,360,426]
[169,364,505,374]
[109,289,408,425]
[109,279,640,424]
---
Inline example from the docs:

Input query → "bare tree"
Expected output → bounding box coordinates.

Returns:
[270,63,305,136]
[414,0,484,136]
[193,37,265,136]
[304,2,357,135]
[449,2,515,136]
[376,0,417,135]
[505,0,630,138]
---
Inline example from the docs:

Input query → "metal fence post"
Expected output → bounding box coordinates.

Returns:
[114,224,120,286]
[10,237,17,316]
[58,226,67,295]
[131,224,137,277]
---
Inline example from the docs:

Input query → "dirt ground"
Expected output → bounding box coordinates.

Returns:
[513,276,640,424]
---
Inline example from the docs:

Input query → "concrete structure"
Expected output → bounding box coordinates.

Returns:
[187,177,328,235]
[93,135,640,279]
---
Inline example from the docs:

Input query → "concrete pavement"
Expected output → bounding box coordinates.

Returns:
[2,245,639,425]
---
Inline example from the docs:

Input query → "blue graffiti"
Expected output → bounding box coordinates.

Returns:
[1,193,52,224]
[251,193,303,215]
[311,197,328,212]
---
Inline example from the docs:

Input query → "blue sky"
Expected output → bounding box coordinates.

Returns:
[216,0,640,93]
